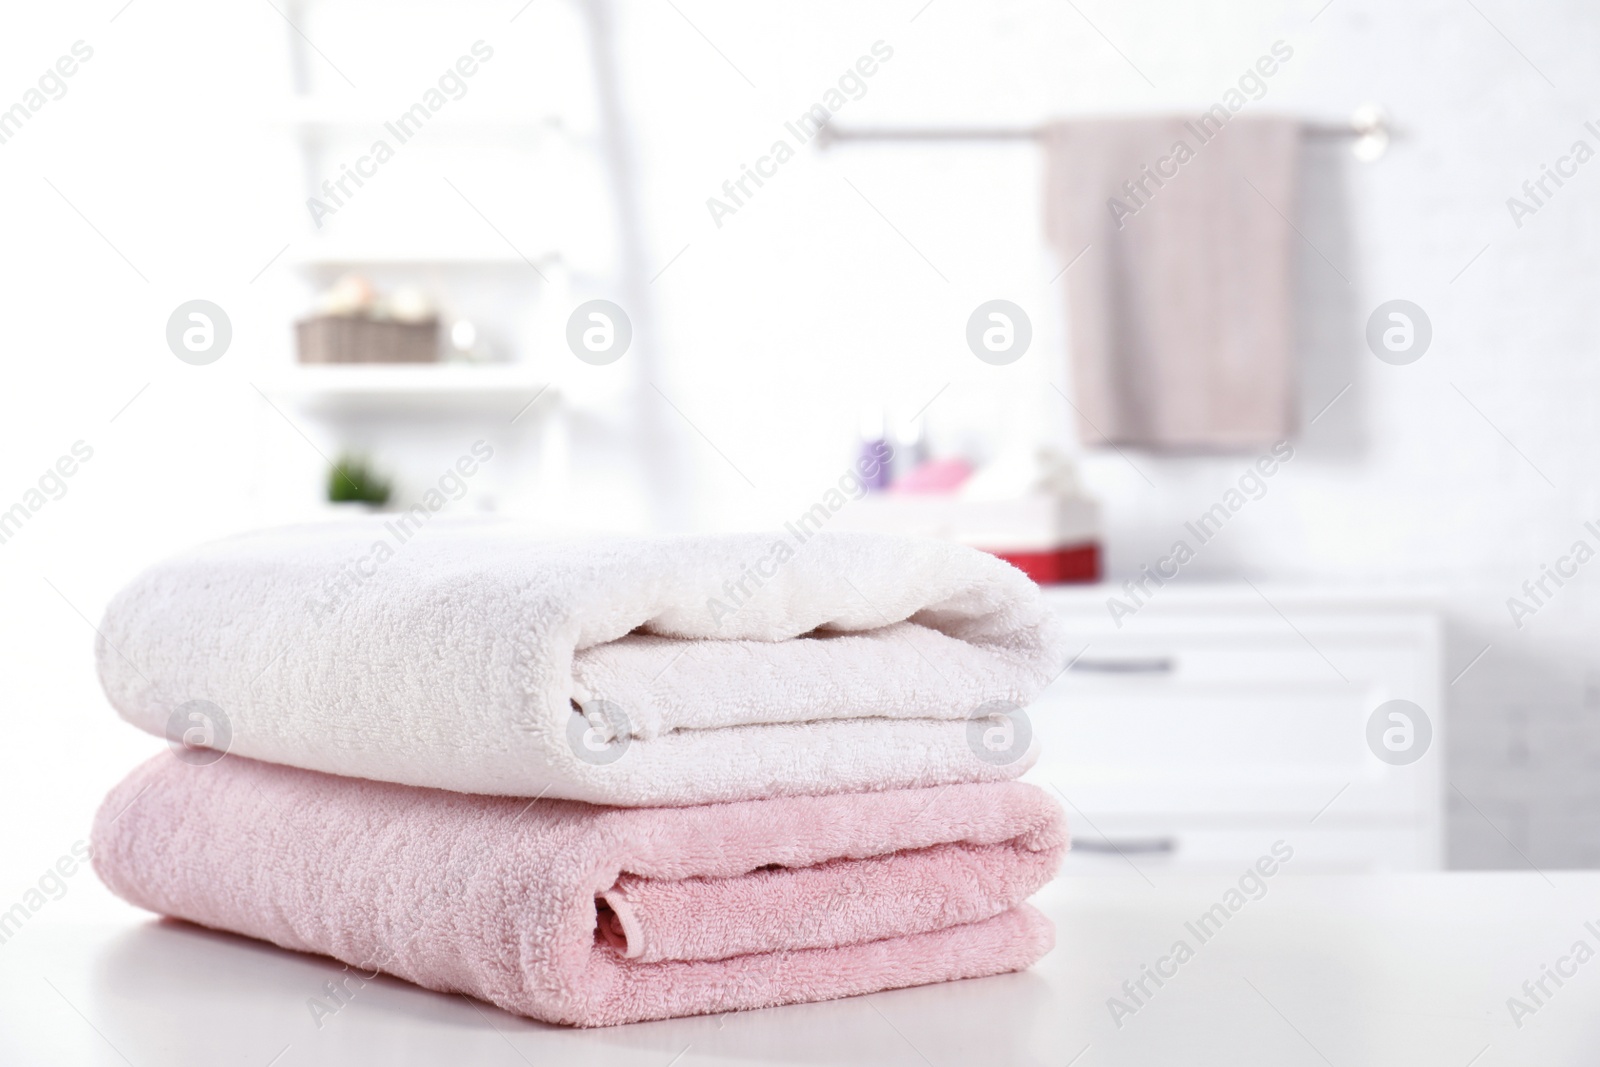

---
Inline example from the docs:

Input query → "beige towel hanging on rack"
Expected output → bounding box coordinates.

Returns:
[1043,115,1301,450]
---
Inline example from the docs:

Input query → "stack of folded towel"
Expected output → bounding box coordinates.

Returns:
[89,523,1071,1026]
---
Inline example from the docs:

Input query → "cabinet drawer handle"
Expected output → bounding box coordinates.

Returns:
[1069,657,1175,674]
[1074,837,1177,855]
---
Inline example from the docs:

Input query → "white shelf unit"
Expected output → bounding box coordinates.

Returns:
[1029,584,1444,872]
[261,0,637,519]
[286,246,560,270]
[262,364,553,418]
[269,100,580,134]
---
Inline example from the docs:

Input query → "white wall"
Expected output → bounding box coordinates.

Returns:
[608,0,1600,866]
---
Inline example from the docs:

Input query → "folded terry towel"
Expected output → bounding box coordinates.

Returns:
[1043,115,1300,449]
[92,755,1065,1027]
[97,521,1067,805]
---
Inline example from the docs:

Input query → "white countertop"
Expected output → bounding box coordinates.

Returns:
[2,872,1594,1066]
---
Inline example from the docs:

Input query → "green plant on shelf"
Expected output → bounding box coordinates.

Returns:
[327,455,392,506]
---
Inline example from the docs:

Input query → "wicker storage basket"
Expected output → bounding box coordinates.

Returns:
[296,316,439,364]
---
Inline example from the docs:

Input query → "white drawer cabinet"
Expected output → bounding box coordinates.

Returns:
[1024,585,1443,872]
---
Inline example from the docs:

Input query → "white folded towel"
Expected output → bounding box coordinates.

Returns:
[97,520,1067,805]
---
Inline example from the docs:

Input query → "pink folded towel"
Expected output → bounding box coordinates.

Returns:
[92,755,1066,1027]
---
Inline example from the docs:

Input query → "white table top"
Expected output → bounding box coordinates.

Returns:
[2,872,1594,1066]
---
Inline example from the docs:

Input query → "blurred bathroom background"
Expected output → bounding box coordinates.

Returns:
[3,0,1598,881]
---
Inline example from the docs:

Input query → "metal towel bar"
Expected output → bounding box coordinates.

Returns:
[815,104,1393,160]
